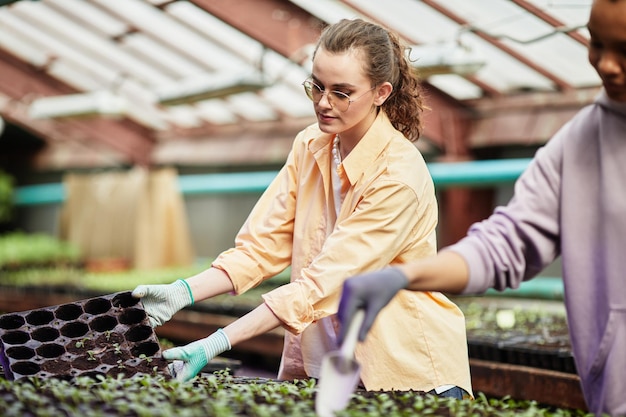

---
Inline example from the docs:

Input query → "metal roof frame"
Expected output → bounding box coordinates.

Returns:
[0,0,600,169]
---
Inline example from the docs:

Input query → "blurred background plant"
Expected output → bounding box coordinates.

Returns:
[0,170,13,228]
[0,231,81,270]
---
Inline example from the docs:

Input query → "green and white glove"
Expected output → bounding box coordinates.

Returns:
[163,329,231,382]
[131,279,194,328]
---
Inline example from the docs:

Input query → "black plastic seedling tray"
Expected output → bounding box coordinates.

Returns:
[0,291,170,380]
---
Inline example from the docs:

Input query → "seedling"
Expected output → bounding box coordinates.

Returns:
[75,337,89,349]
[139,353,152,363]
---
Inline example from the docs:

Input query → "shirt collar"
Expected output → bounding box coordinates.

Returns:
[308,111,399,185]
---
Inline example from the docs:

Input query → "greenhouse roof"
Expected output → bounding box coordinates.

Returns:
[0,0,601,168]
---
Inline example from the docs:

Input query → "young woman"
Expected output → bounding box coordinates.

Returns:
[337,1,626,415]
[133,18,472,398]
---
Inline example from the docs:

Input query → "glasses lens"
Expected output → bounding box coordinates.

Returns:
[303,81,314,101]
[332,91,350,112]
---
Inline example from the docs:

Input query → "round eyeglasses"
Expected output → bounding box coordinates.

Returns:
[302,79,375,112]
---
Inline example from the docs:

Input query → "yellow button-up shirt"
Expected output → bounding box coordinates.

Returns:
[213,111,472,394]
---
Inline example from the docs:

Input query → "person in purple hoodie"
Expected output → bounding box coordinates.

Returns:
[337,0,626,415]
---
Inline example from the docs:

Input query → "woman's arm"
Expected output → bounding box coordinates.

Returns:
[222,303,281,346]
[399,250,469,293]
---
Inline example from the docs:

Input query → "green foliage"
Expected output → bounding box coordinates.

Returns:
[0,170,13,224]
[0,371,594,417]
[0,232,82,268]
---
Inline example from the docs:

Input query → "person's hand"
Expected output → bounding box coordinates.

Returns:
[132,279,194,328]
[163,329,231,382]
[338,267,409,342]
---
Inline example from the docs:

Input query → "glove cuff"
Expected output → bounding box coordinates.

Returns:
[388,267,410,291]
[176,279,195,305]
[172,279,194,309]
[201,328,231,360]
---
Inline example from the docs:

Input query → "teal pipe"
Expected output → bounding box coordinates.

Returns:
[14,183,65,206]
[427,158,532,187]
[483,277,564,301]
[177,171,280,195]
[14,158,532,206]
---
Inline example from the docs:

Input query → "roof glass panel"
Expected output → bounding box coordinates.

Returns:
[12,2,173,86]
[427,74,484,100]
[527,0,593,25]
[345,0,460,44]
[119,33,206,79]
[195,100,239,125]
[92,0,230,71]
[166,2,265,66]
[45,0,129,38]
[262,85,314,118]
[0,25,49,67]
[287,0,364,24]
[227,93,277,122]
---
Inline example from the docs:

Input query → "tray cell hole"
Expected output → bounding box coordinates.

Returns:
[82,371,105,379]
[25,310,54,326]
[84,298,111,315]
[0,314,25,330]
[55,304,83,321]
[125,325,152,342]
[60,322,89,338]
[89,315,117,332]
[32,327,60,342]
[1,330,30,345]
[125,358,140,366]
[112,292,138,308]
[131,341,159,357]
[36,343,66,358]
[40,359,71,374]
[11,361,40,376]
[6,346,35,360]
[119,308,146,325]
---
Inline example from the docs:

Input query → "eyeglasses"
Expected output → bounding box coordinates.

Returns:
[302,79,375,112]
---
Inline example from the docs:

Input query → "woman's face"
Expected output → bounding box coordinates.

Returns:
[310,47,382,140]
[587,0,626,102]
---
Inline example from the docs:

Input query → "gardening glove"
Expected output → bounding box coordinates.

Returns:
[163,328,231,382]
[338,267,409,342]
[132,279,194,328]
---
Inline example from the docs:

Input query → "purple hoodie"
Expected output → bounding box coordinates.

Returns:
[448,90,626,416]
